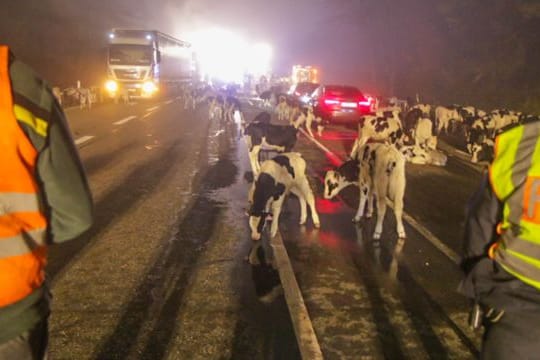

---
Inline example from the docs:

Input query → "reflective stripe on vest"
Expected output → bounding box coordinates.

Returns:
[489,120,540,290]
[0,45,48,307]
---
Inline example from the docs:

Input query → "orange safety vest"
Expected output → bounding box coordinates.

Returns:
[0,46,48,307]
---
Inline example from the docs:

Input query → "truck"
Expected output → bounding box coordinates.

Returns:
[105,28,197,99]
[291,65,319,84]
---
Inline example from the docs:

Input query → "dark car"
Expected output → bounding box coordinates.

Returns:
[287,81,320,105]
[309,85,372,124]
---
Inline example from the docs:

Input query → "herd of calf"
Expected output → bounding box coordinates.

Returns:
[274,97,539,165]
[241,110,406,245]
[183,86,538,249]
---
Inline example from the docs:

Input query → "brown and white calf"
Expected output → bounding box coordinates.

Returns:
[324,143,406,239]
[248,152,320,240]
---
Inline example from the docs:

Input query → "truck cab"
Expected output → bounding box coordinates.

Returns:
[105,29,194,99]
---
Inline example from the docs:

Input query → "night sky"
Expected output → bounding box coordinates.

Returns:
[2,0,540,109]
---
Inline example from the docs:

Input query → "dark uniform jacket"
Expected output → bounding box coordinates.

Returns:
[460,172,540,313]
[0,51,93,343]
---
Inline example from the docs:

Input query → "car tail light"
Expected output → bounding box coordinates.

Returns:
[358,97,371,106]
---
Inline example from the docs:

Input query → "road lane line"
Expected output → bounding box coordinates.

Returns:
[146,106,160,112]
[141,112,155,119]
[164,100,174,105]
[271,232,324,360]
[299,128,461,265]
[113,115,137,125]
[75,135,94,146]
[395,204,460,264]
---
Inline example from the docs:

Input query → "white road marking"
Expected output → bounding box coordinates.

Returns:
[272,233,324,360]
[299,128,332,153]
[75,135,94,146]
[146,106,160,112]
[142,112,154,119]
[164,100,174,105]
[399,209,460,264]
[299,128,461,265]
[113,115,137,125]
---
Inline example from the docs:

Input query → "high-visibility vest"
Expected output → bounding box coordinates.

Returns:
[489,119,540,290]
[0,45,48,307]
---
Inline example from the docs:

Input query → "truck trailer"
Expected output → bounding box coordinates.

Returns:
[291,65,319,84]
[105,29,196,99]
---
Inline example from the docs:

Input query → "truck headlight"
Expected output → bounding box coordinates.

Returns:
[105,80,118,93]
[142,81,158,94]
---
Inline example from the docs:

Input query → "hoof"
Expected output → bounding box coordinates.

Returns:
[352,217,361,223]
[314,222,321,228]
[247,254,260,266]
[373,232,382,240]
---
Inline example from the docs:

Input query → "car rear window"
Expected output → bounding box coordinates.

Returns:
[325,86,362,97]
[296,83,319,93]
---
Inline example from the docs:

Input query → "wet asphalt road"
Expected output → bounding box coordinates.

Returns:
[282,125,483,359]
[46,95,483,359]
[47,95,299,359]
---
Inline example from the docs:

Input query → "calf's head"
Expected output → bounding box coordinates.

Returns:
[324,159,359,199]
[248,173,286,240]
[471,140,494,164]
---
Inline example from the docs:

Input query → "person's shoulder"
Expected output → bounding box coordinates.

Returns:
[9,56,55,114]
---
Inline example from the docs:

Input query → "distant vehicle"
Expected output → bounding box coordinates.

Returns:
[287,81,320,105]
[291,65,319,84]
[105,28,197,99]
[309,85,372,124]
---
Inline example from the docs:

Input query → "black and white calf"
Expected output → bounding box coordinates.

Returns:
[350,114,404,158]
[275,96,290,122]
[411,103,431,116]
[435,105,462,134]
[244,112,298,175]
[290,106,323,137]
[402,108,437,149]
[489,109,520,131]
[324,143,407,239]
[467,124,495,163]
[208,95,225,120]
[224,96,242,123]
[399,145,448,166]
[248,152,320,240]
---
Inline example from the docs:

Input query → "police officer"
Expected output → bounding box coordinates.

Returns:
[460,116,540,359]
[0,46,93,359]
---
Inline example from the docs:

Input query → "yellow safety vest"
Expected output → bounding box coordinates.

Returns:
[489,119,540,290]
[0,45,48,307]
